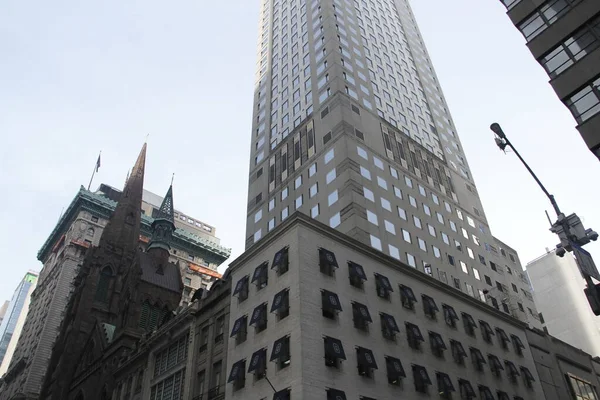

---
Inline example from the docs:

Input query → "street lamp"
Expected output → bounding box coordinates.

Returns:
[490,123,600,314]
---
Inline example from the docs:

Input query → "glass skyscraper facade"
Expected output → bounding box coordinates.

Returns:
[0,272,38,368]
[245,0,540,326]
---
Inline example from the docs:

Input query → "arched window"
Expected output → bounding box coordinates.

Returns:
[94,267,112,303]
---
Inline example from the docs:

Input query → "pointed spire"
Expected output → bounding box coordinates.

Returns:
[99,144,147,254]
[147,184,175,255]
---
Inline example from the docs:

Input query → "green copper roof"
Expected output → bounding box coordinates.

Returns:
[38,186,232,262]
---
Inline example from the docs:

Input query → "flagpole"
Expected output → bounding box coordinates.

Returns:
[87,151,101,191]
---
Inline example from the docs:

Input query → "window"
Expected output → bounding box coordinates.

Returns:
[489,354,504,377]
[311,204,319,218]
[381,197,391,211]
[309,163,317,177]
[250,303,268,333]
[352,302,372,331]
[406,253,416,268]
[460,261,468,274]
[404,176,413,188]
[227,359,245,390]
[451,339,467,365]
[480,320,494,344]
[518,0,572,41]
[271,336,291,370]
[412,365,431,393]
[352,346,378,379]
[384,220,396,235]
[470,347,486,371]
[459,379,476,400]
[413,216,422,229]
[380,312,400,341]
[462,312,477,336]
[520,366,536,388]
[511,334,525,356]
[398,207,407,220]
[360,166,371,180]
[357,146,368,159]
[325,148,335,164]
[496,327,511,349]
[479,385,494,400]
[370,234,382,250]
[326,168,336,184]
[94,267,113,303]
[309,183,318,198]
[233,276,249,302]
[294,175,302,189]
[252,262,268,289]
[418,238,427,252]
[330,212,341,228]
[437,372,455,397]
[406,322,424,350]
[230,315,247,344]
[281,187,288,200]
[151,368,186,400]
[386,356,405,385]
[321,289,343,319]
[442,304,459,328]
[214,316,225,343]
[324,336,346,368]
[348,261,367,289]
[319,248,338,276]
[566,374,599,399]
[393,185,402,198]
[409,195,417,208]
[328,190,338,206]
[272,247,289,276]
[400,285,417,310]
[429,331,447,357]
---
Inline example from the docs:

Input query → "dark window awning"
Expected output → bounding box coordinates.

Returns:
[319,248,339,269]
[488,354,504,370]
[437,372,455,393]
[386,356,406,381]
[233,275,249,296]
[470,347,486,364]
[462,312,477,328]
[479,385,494,400]
[252,262,268,284]
[422,294,439,314]
[412,364,432,385]
[271,288,289,313]
[451,340,467,357]
[458,379,475,397]
[443,304,459,323]
[496,327,510,343]
[497,390,510,400]
[520,366,535,382]
[357,347,378,369]
[326,388,347,400]
[227,359,246,383]
[406,322,424,342]
[381,313,400,333]
[248,348,267,373]
[511,334,525,349]
[352,302,372,323]
[230,315,247,337]
[273,388,291,400]
[270,336,290,361]
[505,360,520,376]
[322,290,343,312]
[249,303,267,325]
[479,320,494,336]
[400,284,416,302]
[324,337,346,360]
[272,247,289,270]
[348,261,367,280]
[429,331,447,350]
[375,273,393,291]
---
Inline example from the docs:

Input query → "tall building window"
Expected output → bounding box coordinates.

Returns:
[94,267,113,303]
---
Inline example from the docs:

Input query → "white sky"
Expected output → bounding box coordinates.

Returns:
[1,0,598,300]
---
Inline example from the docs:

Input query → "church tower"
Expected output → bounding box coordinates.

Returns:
[39,145,184,400]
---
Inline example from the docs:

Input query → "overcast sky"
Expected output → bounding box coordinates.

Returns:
[1,0,598,300]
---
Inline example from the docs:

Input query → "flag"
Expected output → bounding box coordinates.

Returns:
[95,153,101,172]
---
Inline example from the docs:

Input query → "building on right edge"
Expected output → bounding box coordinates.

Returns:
[526,250,600,357]
[498,0,600,160]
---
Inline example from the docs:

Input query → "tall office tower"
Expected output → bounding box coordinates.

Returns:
[0,302,9,327]
[527,250,600,357]
[245,0,540,327]
[499,0,600,160]
[0,272,38,373]
[0,184,230,400]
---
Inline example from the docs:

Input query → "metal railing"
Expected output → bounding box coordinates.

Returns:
[191,385,225,400]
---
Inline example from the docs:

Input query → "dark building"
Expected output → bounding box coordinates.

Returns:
[500,0,600,160]
[39,144,185,400]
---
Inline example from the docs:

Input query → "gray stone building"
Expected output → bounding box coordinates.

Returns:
[226,213,543,400]
[244,0,540,329]
[110,277,231,400]
[526,327,600,400]
[0,184,229,399]
[499,0,600,160]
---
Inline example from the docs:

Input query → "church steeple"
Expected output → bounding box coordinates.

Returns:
[99,143,146,254]
[147,184,175,255]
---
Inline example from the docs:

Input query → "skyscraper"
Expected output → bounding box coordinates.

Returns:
[0,272,38,374]
[527,250,600,357]
[245,0,539,326]
[499,0,600,160]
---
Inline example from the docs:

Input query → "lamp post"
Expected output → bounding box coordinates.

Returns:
[490,123,600,314]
